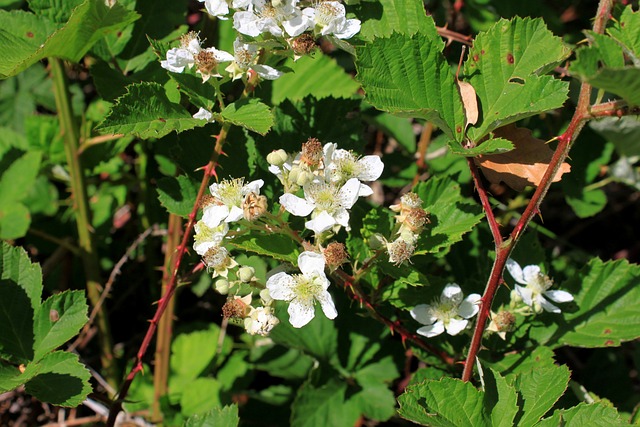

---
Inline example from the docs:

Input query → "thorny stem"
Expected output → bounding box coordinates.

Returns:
[106,123,232,426]
[332,269,455,367]
[50,58,117,387]
[461,0,614,382]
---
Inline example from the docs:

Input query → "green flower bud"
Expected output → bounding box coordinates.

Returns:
[238,266,256,283]
[214,278,230,295]
[267,149,288,166]
[295,170,314,186]
[368,233,386,250]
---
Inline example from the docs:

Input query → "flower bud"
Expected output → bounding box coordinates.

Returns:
[368,233,386,250]
[238,266,256,283]
[295,169,314,186]
[267,149,288,166]
[214,278,230,295]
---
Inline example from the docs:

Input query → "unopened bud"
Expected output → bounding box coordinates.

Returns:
[238,266,256,283]
[214,278,230,295]
[295,169,314,186]
[267,149,288,166]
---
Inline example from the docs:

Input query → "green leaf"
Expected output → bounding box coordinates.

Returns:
[463,17,571,141]
[414,177,483,256]
[220,98,274,135]
[96,82,206,139]
[0,242,42,312]
[448,137,514,157]
[0,0,140,79]
[512,364,570,426]
[170,72,218,110]
[24,351,91,407]
[0,204,31,240]
[357,0,437,40]
[608,6,640,65]
[0,277,36,363]
[398,377,489,427]
[530,258,640,348]
[33,291,88,361]
[356,30,465,142]
[156,175,198,218]
[291,372,361,427]
[227,233,299,265]
[271,53,360,105]
[536,402,629,427]
[180,377,222,417]
[483,369,519,427]
[185,405,240,427]
[365,109,415,152]
[0,147,41,239]
[27,0,85,23]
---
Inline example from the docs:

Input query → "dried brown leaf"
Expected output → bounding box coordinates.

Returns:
[458,80,478,126]
[474,125,571,191]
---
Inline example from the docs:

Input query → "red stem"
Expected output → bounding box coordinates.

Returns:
[106,125,230,426]
[461,0,614,382]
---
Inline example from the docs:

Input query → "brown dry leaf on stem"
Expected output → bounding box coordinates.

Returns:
[474,125,571,191]
[458,80,478,127]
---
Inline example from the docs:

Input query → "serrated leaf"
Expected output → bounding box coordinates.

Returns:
[271,53,360,105]
[608,6,640,66]
[0,242,42,311]
[512,364,570,426]
[170,72,218,110]
[357,0,437,40]
[398,378,489,427]
[0,0,139,79]
[97,82,206,138]
[185,405,240,427]
[227,233,299,264]
[530,258,640,348]
[448,137,514,157]
[220,98,273,135]
[571,65,640,107]
[483,369,519,427]
[156,175,198,218]
[463,17,570,141]
[27,0,85,23]
[356,31,465,142]
[536,402,629,427]
[24,351,91,407]
[33,291,88,361]
[413,177,483,256]
[0,278,35,363]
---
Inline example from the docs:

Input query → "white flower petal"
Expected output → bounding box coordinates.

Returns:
[544,290,574,303]
[202,204,230,228]
[334,18,361,39]
[234,11,261,37]
[226,205,244,223]
[298,251,326,277]
[288,299,315,328]
[417,321,445,338]
[243,179,264,195]
[337,178,361,209]
[201,0,229,18]
[282,13,312,37]
[357,155,384,181]
[506,258,526,284]
[441,283,463,301]
[280,193,315,216]
[305,210,337,233]
[161,47,193,73]
[194,240,216,256]
[317,290,337,320]
[522,265,542,283]
[252,64,283,80]
[538,296,561,313]
[445,318,469,336]
[266,272,296,301]
[193,108,213,121]
[212,48,235,63]
[458,294,481,319]
[357,183,373,197]
[410,304,437,326]
[515,284,534,307]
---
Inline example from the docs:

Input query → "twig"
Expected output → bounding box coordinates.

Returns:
[461,0,614,382]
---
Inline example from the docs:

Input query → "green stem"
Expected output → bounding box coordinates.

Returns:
[50,58,117,387]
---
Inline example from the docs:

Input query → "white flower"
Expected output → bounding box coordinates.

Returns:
[193,221,229,255]
[506,259,574,314]
[160,33,234,82]
[203,178,264,227]
[233,0,309,38]
[410,283,481,338]
[225,38,283,81]
[245,306,280,336]
[203,245,238,278]
[302,1,361,39]
[193,107,215,122]
[198,0,230,19]
[279,178,360,233]
[325,147,384,197]
[267,251,337,327]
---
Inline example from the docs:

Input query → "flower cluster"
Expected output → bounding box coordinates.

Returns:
[410,284,480,338]
[270,138,384,236]
[506,259,574,314]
